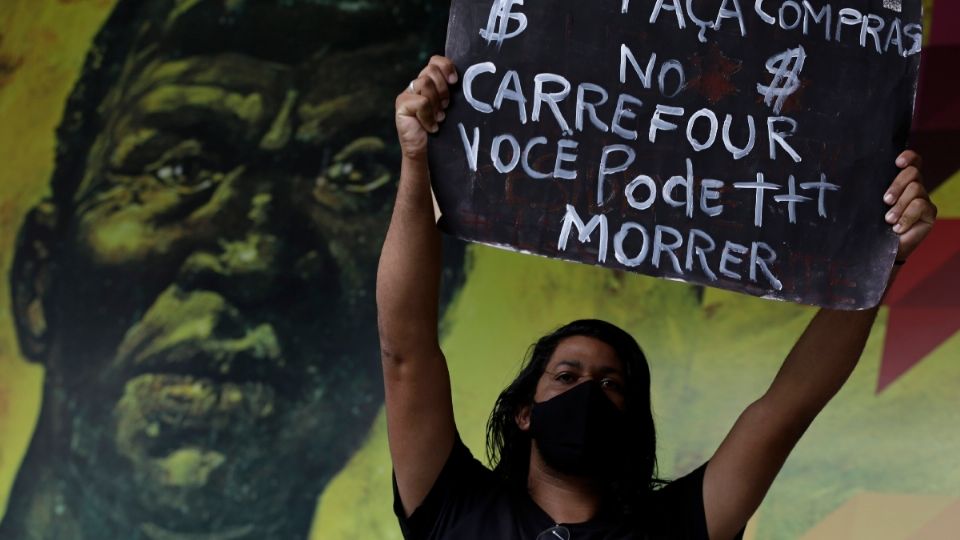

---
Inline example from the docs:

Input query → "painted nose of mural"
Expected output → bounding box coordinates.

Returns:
[173,184,338,305]
[112,286,286,385]
[177,235,288,304]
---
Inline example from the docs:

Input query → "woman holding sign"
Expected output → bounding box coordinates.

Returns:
[378,55,936,540]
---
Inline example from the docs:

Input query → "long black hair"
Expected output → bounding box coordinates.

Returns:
[485,319,659,516]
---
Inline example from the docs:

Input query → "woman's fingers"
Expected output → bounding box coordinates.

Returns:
[420,63,451,109]
[895,197,936,234]
[885,180,923,225]
[882,150,937,261]
[895,149,922,169]
[394,56,458,159]
[399,56,458,133]
[884,165,921,205]
[413,76,442,132]
[428,55,459,85]
[884,150,923,204]
[396,92,429,122]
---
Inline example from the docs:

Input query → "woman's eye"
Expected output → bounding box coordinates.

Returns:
[601,379,624,392]
[555,372,577,384]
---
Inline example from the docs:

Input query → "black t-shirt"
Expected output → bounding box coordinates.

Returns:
[393,436,744,539]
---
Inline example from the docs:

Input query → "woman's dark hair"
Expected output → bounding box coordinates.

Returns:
[485,319,659,516]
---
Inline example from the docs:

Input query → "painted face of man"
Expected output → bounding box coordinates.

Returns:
[9,1,428,536]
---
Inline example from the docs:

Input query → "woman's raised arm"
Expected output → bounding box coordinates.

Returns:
[702,150,936,540]
[377,55,460,517]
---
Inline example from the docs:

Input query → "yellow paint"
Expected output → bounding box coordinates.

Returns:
[88,218,151,259]
[140,85,264,125]
[932,169,960,215]
[153,448,226,488]
[800,493,958,540]
[0,0,118,519]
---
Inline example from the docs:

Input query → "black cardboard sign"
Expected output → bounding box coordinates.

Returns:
[429,0,922,309]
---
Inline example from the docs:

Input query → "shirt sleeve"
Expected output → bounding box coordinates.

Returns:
[391,433,492,540]
[649,462,745,540]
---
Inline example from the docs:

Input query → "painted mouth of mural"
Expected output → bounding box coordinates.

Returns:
[117,373,278,457]
[129,340,289,388]
[125,373,277,422]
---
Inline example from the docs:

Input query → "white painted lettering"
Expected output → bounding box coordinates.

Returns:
[558,205,608,263]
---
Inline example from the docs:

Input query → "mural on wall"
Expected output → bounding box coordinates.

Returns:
[0,1,958,540]
[0,1,461,538]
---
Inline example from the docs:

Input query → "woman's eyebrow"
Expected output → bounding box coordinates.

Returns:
[595,366,624,376]
[597,366,625,377]
[552,360,623,377]
[554,360,583,370]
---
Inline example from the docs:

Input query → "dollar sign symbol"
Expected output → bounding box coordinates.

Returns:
[756,45,806,114]
[479,0,528,46]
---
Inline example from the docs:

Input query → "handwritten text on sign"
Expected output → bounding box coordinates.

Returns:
[429,0,922,309]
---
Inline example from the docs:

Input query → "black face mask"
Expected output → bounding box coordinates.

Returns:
[529,380,628,477]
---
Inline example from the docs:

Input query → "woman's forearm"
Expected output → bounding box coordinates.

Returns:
[376,155,444,360]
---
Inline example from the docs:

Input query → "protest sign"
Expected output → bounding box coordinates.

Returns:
[428,0,922,309]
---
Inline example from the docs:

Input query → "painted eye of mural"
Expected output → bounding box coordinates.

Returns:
[313,137,394,211]
[152,156,219,191]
